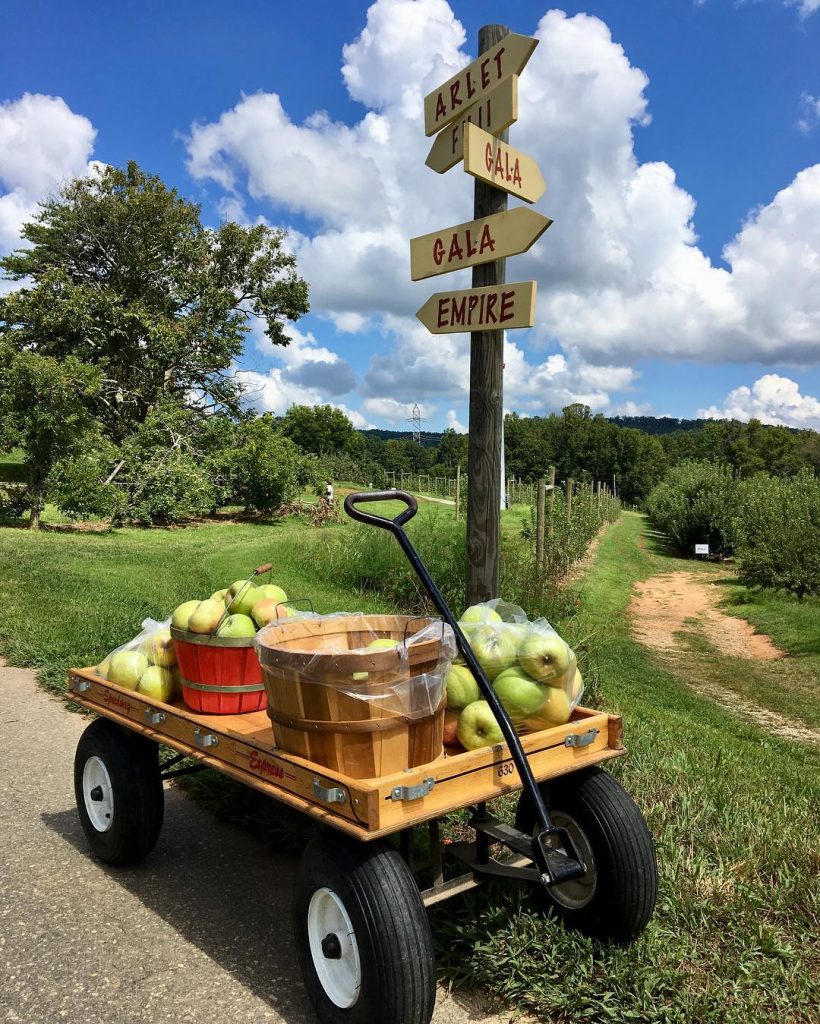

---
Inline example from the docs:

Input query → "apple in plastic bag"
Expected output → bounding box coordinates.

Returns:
[493,667,547,720]
[517,630,571,685]
[147,628,176,667]
[445,664,480,709]
[95,656,111,679]
[528,685,572,727]
[467,625,517,681]
[457,700,504,750]
[138,665,175,702]
[459,604,502,625]
[188,599,225,634]
[108,650,149,690]
[353,638,399,680]
[443,709,460,746]
[171,600,200,631]
[217,613,257,638]
[571,667,584,703]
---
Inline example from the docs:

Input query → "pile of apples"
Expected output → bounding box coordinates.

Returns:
[444,604,583,751]
[95,629,180,703]
[171,578,293,638]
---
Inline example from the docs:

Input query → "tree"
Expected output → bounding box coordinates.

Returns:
[434,427,468,469]
[231,417,305,512]
[279,404,363,457]
[0,161,309,440]
[0,348,103,528]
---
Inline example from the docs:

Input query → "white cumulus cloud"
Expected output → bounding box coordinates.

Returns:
[698,374,820,428]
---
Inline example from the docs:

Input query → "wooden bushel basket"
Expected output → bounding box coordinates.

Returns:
[170,628,266,715]
[256,614,449,779]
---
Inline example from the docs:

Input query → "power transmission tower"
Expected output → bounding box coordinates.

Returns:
[407,402,424,444]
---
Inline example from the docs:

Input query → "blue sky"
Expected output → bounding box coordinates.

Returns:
[1,0,819,431]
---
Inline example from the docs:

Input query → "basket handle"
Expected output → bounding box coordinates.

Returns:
[344,490,418,531]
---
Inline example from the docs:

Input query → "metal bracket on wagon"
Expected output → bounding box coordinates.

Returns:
[70,676,91,693]
[564,728,598,748]
[144,709,166,726]
[193,728,218,749]
[312,779,346,804]
[389,777,435,802]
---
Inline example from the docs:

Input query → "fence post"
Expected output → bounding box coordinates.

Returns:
[455,464,461,521]
[547,466,556,543]
[536,478,545,568]
[565,477,574,518]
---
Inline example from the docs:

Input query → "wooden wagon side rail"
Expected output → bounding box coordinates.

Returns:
[67,668,625,841]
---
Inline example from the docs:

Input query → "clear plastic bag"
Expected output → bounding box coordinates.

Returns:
[450,599,583,733]
[255,613,456,721]
[93,617,180,701]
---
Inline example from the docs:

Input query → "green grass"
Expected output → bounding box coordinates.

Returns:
[1,510,818,1021]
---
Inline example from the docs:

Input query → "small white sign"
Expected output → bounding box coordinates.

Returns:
[695,543,710,556]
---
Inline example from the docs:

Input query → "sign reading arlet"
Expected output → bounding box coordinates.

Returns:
[423,33,538,137]
[463,122,545,204]
[426,76,518,175]
[410,207,552,281]
[416,281,537,334]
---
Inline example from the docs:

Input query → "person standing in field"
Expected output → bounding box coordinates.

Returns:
[323,479,334,505]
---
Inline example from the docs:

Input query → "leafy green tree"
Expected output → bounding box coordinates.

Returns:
[279,404,362,457]
[0,348,102,528]
[0,161,309,440]
[231,417,304,513]
[645,461,738,556]
[434,427,468,470]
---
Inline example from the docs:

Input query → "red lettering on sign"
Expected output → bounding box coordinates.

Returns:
[449,123,460,156]
[480,57,491,89]
[448,234,464,262]
[499,290,515,322]
[451,297,466,325]
[478,223,495,256]
[512,159,522,187]
[485,141,493,173]
[485,292,498,323]
[494,148,505,178]
[435,94,446,121]
[433,238,445,265]
[449,80,461,110]
[437,298,448,329]
[468,294,480,321]
[103,690,133,714]
[465,70,476,100]
[494,47,505,79]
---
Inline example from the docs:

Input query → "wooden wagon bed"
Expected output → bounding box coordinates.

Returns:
[67,667,625,841]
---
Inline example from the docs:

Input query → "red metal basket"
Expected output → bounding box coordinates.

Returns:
[170,628,265,714]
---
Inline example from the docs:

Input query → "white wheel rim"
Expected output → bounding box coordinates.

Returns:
[307,886,362,1009]
[543,810,598,910]
[82,756,114,832]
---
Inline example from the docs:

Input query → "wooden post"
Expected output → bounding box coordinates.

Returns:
[466,23,510,604]
[536,478,545,568]
[455,463,461,521]
[547,465,556,543]
[565,477,574,518]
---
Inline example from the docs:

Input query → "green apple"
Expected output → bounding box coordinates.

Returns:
[445,664,481,709]
[95,656,111,679]
[171,599,200,631]
[187,598,225,635]
[216,613,257,638]
[256,583,288,605]
[227,583,262,618]
[366,638,399,650]
[530,686,572,727]
[460,604,503,625]
[571,668,584,704]
[443,709,460,746]
[146,628,176,668]
[517,630,571,685]
[457,700,504,750]
[137,665,175,702]
[493,667,547,721]
[210,588,228,603]
[467,626,517,681]
[252,598,294,628]
[108,650,149,690]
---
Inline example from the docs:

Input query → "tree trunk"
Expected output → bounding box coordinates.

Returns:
[29,467,45,530]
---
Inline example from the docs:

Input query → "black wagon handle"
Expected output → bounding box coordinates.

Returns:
[342,490,586,888]
[344,490,418,530]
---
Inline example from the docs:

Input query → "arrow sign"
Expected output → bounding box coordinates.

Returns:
[463,122,546,204]
[426,76,518,175]
[417,281,537,334]
[423,33,538,137]
[410,207,552,282]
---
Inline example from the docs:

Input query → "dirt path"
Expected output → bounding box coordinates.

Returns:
[629,572,820,744]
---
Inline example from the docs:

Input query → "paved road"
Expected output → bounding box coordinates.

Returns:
[0,663,523,1024]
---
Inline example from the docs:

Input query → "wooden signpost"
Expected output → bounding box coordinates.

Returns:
[410,207,551,281]
[412,24,547,604]
[416,281,537,334]
[463,122,546,203]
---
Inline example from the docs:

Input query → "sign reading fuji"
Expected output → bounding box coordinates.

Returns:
[463,123,546,204]
[425,76,518,175]
[423,33,538,137]
[416,281,537,334]
[410,207,552,281]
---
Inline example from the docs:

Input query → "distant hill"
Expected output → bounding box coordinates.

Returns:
[360,428,442,449]
[607,416,712,435]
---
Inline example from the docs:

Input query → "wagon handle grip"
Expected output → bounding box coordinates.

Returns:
[344,490,418,530]
[254,563,273,576]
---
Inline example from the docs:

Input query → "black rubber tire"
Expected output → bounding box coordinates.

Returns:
[73,717,164,866]
[515,766,657,942]
[293,831,435,1024]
